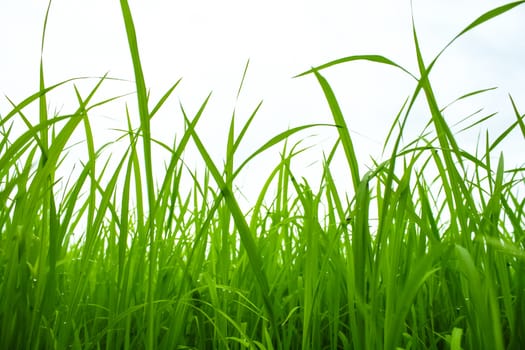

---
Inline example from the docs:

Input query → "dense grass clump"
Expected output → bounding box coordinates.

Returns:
[1,1,524,349]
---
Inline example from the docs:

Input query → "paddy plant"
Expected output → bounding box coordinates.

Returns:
[0,1,524,349]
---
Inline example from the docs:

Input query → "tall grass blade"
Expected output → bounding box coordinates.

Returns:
[311,69,361,191]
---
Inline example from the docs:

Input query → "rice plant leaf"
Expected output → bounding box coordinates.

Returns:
[294,55,416,80]
[427,2,525,76]
[441,87,498,112]
[312,69,361,191]
[454,1,525,40]
[232,123,334,180]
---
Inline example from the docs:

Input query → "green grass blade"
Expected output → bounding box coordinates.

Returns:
[454,1,525,41]
[441,87,498,112]
[232,123,333,180]
[312,69,361,191]
[149,79,181,119]
[294,55,417,80]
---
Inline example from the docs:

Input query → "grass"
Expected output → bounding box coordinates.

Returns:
[1,1,524,349]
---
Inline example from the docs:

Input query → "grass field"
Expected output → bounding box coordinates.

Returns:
[1,1,524,349]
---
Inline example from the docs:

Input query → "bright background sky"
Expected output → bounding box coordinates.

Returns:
[1,1,524,203]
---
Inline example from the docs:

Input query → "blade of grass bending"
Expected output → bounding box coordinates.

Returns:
[453,1,525,43]
[286,27,432,268]
[294,54,417,80]
[232,123,334,180]
[405,1,525,197]
[182,106,280,340]
[441,87,498,112]
[408,0,525,163]
[412,2,525,90]
[311,69,361,191]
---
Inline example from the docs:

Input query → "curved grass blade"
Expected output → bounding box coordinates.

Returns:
[454,1,525,42]
[232,123,335,180]
[294,55,417,80]
[312,69,361,191]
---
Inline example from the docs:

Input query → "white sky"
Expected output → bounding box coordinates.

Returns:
[1,1,524,203]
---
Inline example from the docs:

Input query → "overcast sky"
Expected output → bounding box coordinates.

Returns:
[1,1,524,200]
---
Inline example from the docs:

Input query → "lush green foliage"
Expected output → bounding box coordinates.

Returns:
[1,1,524,349]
